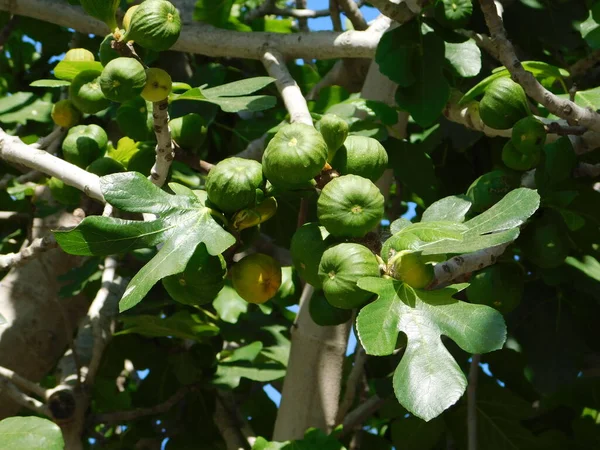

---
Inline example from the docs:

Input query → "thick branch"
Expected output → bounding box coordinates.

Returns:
[0,0,382,60]
[93,386,190,423]
[261,50,313,126]
[0,129,103,202]
[479,0,600,132]
[0,235,58,271]
[428,244,509,289]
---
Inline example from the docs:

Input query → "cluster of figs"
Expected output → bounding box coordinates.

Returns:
[197,114,437,321]
[475,77,548,172]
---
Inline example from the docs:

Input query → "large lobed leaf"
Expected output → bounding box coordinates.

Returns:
[356,278,506,421]
[55,172,235,312]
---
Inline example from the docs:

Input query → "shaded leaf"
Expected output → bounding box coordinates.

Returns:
[117,311,219,342]
[0,417,64,450]
[391,415,445,450]
[213,285,249,324]
[445,39,481,78]
[375,21,420,87]
[202,77,275,97]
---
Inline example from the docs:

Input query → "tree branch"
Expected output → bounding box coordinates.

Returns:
[0,129,104,202]
[84,256,122,386]
[574,162,600,178]
[0,366,48,398]
[330,0,343,31]
[0,0,383,60]
[0,378,51,417]
[0,235,58,271]
[93,386,190,423]
[261,49,313,126]
[479,0,600,132]
[428,244,509,290]
[340,395,385,438]
[468,354,481,450]
[369,0,423,24]
[0,170,43,190]
[338,0,368,30]
[149,100,174,187]
[335,343,367,423]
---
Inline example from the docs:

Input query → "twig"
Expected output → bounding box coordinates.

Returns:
[214,391,252,450]
[479,0,600,132]
[93,386,191,423]
[295,0,309,33]
[330,0,343,31]
[0,366,47,398]
[0,170,42,190]
[569,49,600,79]
[340,395,385,438]
[468,354,481,450]
[32,126,65,150]
[0,378,51,417]
[428,243,510,290]
[245,0,276,23]
[574,162,600,178]
[335,343,367,423]
[0,14,18,51]
[0,235,58,271]
[149,99,174,187]
[0,211,30,220]
[544,122,587,136]
[338,0,368,30]
[84,256,121,386]
[0,129,104,202]
[457,30,499,60]
[261,49,313,126]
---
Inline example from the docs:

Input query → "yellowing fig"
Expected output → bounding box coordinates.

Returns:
[231,253,282,304]
[64,48,95,62]
[141,68,172,102]
[80,0,119,30]
[123,5,139,30]
[51,99,81,129]
[390,250,434,289]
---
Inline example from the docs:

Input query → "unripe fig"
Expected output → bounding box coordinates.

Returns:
[141,68,172,102]
[48,177,81,206]
[291,222,334,288]
[511,116,546,154]
[205,157,264,213]
[124,0,181,52]
[262,123,328,188]
[317,114,349,161]
[86,157,125,176]
[163,245,227,306]
[64,48,95,62]
[100,57,147,103]
[318,243,380,309]
[502,141,541,171]
[479,77,530,130]
[231,253,282,304]
[330,135,388,182]
[317,174,384,238]
[69,69,110,114]
[169,113,208,151]
[467,263,524,314]
[51,99,81,129]
[62,124,108,168]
